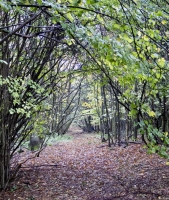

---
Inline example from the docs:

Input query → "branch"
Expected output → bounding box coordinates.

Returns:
[1,29,46,39]
[11,3,120,22]
[0,10,42,45]
[10,4,52,8]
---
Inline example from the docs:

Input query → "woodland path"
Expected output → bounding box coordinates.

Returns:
[1,127,169,200]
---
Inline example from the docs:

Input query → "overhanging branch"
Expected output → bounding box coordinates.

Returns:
[0,10,42,45]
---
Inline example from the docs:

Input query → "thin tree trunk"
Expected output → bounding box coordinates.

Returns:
[163,96,167,132]
[117,99,121,146]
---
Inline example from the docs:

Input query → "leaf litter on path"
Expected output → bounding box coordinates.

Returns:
[1,132,169,200]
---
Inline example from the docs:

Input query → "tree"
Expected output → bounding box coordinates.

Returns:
[61,0,169,157]
[0,1,81,190]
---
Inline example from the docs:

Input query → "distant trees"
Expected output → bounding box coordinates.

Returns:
[75,76,135,146]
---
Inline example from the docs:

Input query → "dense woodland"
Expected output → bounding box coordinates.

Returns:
[1,0,169,194]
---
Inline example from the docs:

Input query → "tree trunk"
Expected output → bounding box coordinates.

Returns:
[117,99,121,146]
[162,96,167,132]
[0,30,10,190]
[0,119,10,190]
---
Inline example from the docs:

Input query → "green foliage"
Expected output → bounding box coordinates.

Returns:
[0,76,47,117]
[139,122,169,159]
[62,0,169,158]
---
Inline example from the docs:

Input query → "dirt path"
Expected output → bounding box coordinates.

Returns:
[1,131,169,200]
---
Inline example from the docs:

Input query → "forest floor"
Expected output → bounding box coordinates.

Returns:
[1,127,169,200]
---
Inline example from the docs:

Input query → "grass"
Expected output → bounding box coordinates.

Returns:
[18,134,73,151]
[47,134,73,145]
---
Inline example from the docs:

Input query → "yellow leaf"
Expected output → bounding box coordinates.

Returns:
[82,102,91,108]
[156,73,161,79]
[158,58,165,67]
[66,13,73,22]
[166,162,169,165]
[162,20,167,25]
[138,31,142,37]
[148,110,156,117]
[143,35,149,41]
